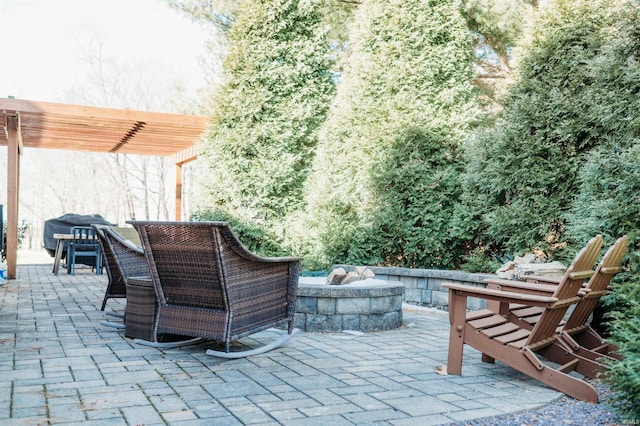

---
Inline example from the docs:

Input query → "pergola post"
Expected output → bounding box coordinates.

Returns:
[5,114,21,279]
[170,145,200,222]
[175,163,183,220]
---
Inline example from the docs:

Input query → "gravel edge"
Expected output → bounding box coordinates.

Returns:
[453,382,625,426]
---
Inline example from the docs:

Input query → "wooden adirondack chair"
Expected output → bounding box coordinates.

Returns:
[443,235,603,403]
[486,236,628,374]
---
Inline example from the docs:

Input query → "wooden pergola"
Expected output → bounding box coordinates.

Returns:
[0,97,209,279]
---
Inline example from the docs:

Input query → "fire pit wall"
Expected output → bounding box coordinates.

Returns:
[293,267,492,333]
[294,277,405,332]
[332,265,492,311]
[334,265,488,310]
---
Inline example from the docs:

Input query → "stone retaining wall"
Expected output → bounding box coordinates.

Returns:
[335,265,493,311]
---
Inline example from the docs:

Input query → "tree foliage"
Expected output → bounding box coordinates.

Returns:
[196,0,336,244]
[460,0,625,258]
[177,0,640,416]
[458,1,640,416]
[298,0,480,268]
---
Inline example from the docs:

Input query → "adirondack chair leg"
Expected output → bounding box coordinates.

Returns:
[572,328,621,360]
[536,364,599,403]
[466,334,599,402]
[481,353,495,364]
[559,332,620,365]
[446,292,467,375]
[538,342,609,379]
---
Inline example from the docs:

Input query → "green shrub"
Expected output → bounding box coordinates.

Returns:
[197,0,335,239]
[345,127,468,268]
[460,0,624,257]
[191,209,288,258]
[299,0,480,269]
[565,145,640,420]
[605,305,640,420]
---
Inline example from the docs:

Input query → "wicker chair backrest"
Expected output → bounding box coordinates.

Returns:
[94,225,149,282]
[135,222,228,310]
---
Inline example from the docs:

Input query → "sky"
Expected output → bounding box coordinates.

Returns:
[0,0,208,106]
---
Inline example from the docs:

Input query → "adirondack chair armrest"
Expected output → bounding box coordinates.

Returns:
[521,274,562,285]
[485,277,590,297]
[485,277,560,295]
[569,270,595,280]
[601,266,623,275]
[521,270,594,283]
[444,283,558,307]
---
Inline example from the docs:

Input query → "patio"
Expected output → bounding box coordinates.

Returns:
[0,260,566,425]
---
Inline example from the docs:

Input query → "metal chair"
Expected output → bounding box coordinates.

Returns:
[67,226,102,275]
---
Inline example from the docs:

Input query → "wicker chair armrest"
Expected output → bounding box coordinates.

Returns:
[211,222,299,264]
[234,252,301,264]
[126,276,153,287]
[103,226,143,252]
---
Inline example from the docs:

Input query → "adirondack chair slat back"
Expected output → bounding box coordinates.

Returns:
[563,235,628,331]
[526,235,603,345]
[136,222,228,310]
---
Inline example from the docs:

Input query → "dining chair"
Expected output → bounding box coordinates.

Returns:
[67,226,102,275]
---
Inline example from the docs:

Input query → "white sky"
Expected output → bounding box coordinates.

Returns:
[0,0,207,105]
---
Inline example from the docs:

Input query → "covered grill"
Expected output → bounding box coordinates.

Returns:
[43,214,114,258]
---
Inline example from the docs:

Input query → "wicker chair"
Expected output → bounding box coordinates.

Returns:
[94,225,148,311]
[129,220,301,358]
[94,225,155,336]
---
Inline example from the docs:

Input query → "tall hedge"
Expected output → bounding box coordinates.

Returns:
[460,0,624,258]
[297,0,480,269]
[561,3,640,417]
[197,0,335,243]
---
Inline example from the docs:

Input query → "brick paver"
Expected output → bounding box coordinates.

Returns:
[0,264,563,425]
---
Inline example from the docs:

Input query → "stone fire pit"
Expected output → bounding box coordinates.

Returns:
[293,277,405,332]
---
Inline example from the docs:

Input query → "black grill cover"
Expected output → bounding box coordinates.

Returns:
[43,214,115,257]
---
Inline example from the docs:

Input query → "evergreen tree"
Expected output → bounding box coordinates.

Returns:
[460,0,623,258]
[299,0,480,268]
[196,0,335,248]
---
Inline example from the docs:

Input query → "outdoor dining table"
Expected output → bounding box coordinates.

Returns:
[52,232,101,275]
[52,233,72,275]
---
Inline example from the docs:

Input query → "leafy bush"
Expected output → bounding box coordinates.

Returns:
[565,144,640,420]
[605,306,640,420]
[345,127,468,268]
[192,208,289,258]
[460,0,623,258]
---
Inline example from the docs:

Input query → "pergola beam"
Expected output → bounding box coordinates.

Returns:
[0,98,209,279]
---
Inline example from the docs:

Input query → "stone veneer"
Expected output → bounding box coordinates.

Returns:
[334,265,493,311]
[294,277,404,332]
